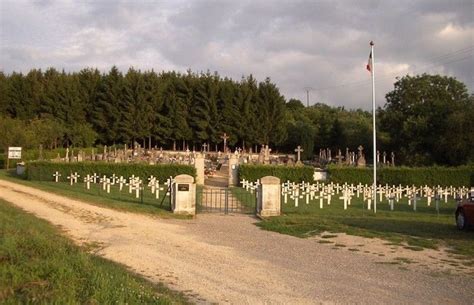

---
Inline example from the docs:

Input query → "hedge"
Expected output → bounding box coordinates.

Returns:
[239,164,314,183]
[327,165,474,187]
[1,147,75,169]
[26,161,196,183]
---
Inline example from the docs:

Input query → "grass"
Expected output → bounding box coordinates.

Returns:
[0,170,184,218]
[0,199,189,304]
[257,191,474,259]
[229,187,257,212]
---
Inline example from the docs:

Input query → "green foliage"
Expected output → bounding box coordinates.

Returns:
[239,164,314,183]
[254,78,287,146]
[0,116,36,150]
[2,68,473,167]
[0,200,189,304]
[327,165,474,187]
[380,74,473,166]
[26,161,196,182]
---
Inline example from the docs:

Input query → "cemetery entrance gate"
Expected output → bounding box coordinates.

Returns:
[196,187,257,215]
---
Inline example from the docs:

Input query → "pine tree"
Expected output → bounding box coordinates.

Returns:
[92,66,123,144]
[254,78,287,146]
[218,78,240,146]
[189,73,219,145]
[78,68,101,122]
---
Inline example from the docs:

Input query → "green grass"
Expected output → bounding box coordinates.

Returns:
[0,199,189,304]
[229,187,256,212]
[0,170,184,218]
[257,191,474,259]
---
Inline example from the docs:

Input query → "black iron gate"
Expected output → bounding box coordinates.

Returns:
[196,187,257,214]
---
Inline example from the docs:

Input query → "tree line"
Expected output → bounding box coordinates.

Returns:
[0,68,472,166]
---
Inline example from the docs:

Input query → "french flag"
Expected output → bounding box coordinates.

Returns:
[366,51,373,72]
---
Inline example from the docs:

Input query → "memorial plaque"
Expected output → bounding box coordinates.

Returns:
[178,184,189,191]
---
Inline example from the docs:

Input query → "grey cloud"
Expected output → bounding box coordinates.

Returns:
[0,0,472,109]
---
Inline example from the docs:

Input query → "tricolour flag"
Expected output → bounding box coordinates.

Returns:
[366,51,373,72]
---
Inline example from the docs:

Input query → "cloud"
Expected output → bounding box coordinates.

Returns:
[0,0,472,109]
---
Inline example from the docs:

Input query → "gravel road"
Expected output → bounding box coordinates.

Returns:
[0,179,472,304]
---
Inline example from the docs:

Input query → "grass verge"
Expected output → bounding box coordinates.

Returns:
[0,170,184,218]
[257,193,474,259]
[0,199,189,304]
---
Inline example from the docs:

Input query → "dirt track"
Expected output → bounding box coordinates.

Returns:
[0,179,473,304]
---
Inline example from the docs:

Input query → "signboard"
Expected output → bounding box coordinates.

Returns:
[178,184,189,192]
[8,147,22,159]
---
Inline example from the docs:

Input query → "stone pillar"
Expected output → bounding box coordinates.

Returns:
[194,153,205,185]
[228,154,239,186]
[172,174,196,215]
[257,176,281,217]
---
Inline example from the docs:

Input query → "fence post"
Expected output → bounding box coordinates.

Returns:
[225,189,229,214]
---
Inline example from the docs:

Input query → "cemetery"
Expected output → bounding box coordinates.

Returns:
[2,133,472,271]
[1,2,473,302]
[4,143,473,238]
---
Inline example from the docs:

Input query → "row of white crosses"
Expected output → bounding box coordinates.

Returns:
[242,178,470,212]
[52,171,174,200]
[240,179,260,194]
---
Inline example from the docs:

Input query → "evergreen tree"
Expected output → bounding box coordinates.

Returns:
[92,66,123,144]
[189,73,219,145]
[217,78,240,146]
[254,78,287,145]
[78,68,101,122]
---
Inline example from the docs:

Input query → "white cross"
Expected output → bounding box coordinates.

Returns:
[110,174,117,185]
[290,186,303,207]
[153,180,161,199]
[117,176,127,191]
[105,178,111,193]
[442,188,450,203]
[294,145,304,162]
[130,181,141,198]
[84,174,93,190]
[91,173,99,184]
[339,188,352,210]
[101,175,107,190]
[53,171,61,183]
[67,172,80,185]
[148,176,157,193]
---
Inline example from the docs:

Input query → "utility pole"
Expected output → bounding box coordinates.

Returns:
[303,87,314,107]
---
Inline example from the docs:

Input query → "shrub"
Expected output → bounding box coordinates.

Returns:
[327,165,474,187]
[239,164,314,183]
[26,161,196,182]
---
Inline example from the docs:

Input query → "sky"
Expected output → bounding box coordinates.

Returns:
[1,0,473,110]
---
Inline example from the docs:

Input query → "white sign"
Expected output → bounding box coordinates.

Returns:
[8,147,22,159]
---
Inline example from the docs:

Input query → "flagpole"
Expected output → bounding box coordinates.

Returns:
[370,41,377,214]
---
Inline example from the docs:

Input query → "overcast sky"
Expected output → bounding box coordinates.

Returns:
[1,0,473,109]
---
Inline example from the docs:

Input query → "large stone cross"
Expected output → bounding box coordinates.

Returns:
[294,146,304,162]
[221,133,229,152]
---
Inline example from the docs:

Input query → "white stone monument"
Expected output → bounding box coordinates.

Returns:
[228,154,239,186]
[194,153,205,185]
[257,176,281,217]
[172,174,196,215]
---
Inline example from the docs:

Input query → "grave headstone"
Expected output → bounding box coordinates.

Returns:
[356,145,366,167]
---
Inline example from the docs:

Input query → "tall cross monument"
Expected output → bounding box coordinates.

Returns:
[221,133,229,153]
